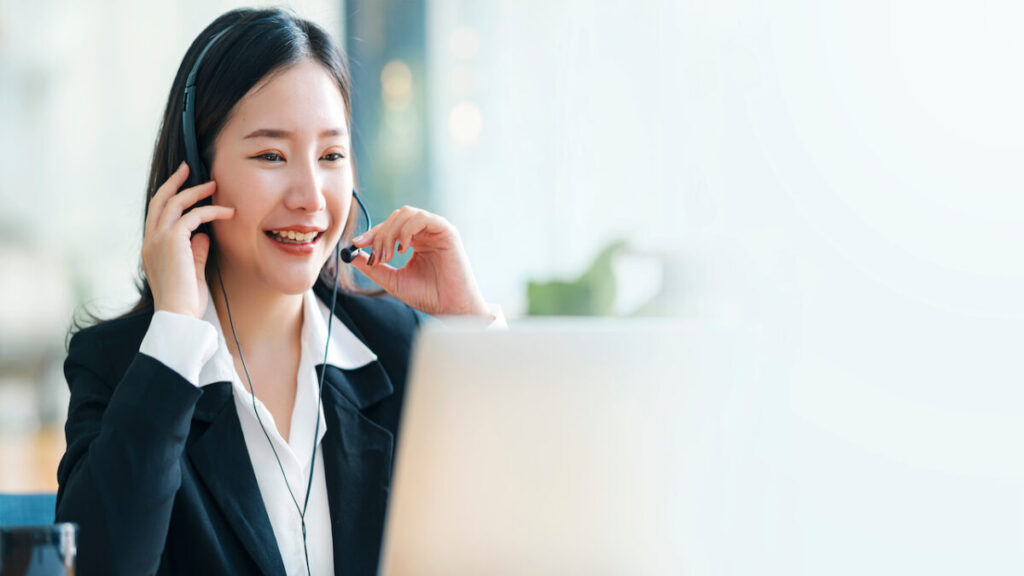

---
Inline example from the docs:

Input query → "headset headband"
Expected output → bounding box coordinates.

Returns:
[182,26,232,188]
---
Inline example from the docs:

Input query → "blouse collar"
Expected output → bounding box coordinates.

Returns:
[196,287,378,386]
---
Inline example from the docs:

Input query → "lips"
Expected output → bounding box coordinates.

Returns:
[263,223,327,243]
[264,225,326,234]
[265,230,323,244]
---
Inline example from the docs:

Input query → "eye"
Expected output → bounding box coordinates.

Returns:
[322,152,346,162]
[255,152,284,162]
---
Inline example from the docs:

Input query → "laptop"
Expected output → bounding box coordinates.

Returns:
[378,319,754,576]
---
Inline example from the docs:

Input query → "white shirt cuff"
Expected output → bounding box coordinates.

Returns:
[139,310,219,387]
[485,303,508,331]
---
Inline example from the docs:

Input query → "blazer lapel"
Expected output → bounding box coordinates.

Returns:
[188,381,287,576]
[319,362,396,576]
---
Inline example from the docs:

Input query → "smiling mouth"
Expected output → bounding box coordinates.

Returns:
[264,230,324,244]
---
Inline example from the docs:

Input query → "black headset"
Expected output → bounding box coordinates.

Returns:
[180,22,370,576]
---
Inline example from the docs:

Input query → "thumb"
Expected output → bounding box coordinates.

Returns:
[191,232,211,281]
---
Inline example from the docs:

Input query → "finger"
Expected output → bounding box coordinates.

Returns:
[398,212,455,255]
[178,205,236,234]
[151,161,190,212]
[159,180,217,231]
[371,225,387,266]
[364,219,389,266]
[372,207,419,265]
[351,226,376,248]
[350,249,398,291]
[357,225,381,264]
[191,232,211,277]
[147,162,190,233]
[396,215,430,255]
[369,209,401,264]
[387,210,429,260]
[381,209,420,264]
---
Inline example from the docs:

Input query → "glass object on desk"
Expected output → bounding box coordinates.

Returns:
[0,523,76,576]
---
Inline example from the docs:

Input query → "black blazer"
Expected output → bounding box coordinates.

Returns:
[55,284,420,576]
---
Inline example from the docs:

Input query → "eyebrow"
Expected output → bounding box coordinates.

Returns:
[243,128,348,140]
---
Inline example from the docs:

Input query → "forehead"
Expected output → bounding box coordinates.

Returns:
[225,59,349,136]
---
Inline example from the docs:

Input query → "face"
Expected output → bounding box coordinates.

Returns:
[207,58,353,296]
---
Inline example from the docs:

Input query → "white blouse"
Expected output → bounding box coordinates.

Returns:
[137,288,504,575]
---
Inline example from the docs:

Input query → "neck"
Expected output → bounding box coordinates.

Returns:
[207,257,304,360]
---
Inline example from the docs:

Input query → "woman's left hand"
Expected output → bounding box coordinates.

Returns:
[348,206,492,319]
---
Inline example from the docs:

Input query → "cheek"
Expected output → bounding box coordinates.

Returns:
[213,181,274,225]
[210,212,254,249]
[210,190,264,244]
[332,195,355,238]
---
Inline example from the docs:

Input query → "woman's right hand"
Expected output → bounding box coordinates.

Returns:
[142,162,235,318]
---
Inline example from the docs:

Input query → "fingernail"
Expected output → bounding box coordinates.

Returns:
[179,161,187,171]
[353,234,365,243]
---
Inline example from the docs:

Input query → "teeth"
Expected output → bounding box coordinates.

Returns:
[269,230,318,243]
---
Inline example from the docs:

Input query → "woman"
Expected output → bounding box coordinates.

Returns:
[56,8,499,576]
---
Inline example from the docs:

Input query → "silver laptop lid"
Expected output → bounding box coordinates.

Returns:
[379,319,750,576]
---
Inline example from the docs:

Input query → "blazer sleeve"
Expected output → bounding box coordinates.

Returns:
[55,323,204,576]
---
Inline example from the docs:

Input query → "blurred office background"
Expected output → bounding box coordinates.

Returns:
[2,0,1023,571]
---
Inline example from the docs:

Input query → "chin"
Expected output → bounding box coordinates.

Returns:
[267,272,319,295]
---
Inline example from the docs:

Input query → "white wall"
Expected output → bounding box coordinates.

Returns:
[428,0,1024,571]
[429,0,1024,313]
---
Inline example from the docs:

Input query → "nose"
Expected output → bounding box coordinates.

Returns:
[285,155,327,212]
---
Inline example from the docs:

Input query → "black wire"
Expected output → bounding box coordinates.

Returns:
[215,238,343,576]
[185,15,370,573]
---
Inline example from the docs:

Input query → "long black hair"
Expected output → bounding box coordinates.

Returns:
[73,7,376,334]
